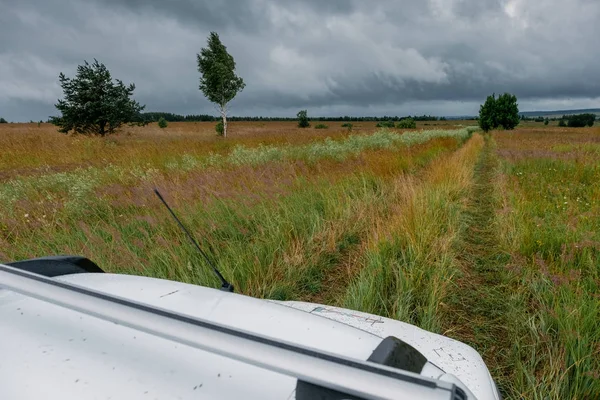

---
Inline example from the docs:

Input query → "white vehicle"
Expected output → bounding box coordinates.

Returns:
[0,193,501,400]
[0,256,501,400]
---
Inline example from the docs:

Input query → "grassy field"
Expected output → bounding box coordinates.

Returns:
[0,121,598,399]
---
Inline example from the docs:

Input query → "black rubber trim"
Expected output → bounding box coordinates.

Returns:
[0,264,444,392]
[6,256,104,277]
[451,386,468,400]
[296,380,363,400]
[367,336,428,374]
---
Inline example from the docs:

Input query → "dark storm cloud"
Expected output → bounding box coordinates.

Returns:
[93,0,267,33]
[1,0,599,121]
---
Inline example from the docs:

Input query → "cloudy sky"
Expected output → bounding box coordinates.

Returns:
[1,0,599,121]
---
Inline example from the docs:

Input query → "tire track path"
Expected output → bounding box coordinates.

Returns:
[442,135,512,395]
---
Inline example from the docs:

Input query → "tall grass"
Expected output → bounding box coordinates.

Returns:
[342,134,483,332]
[493,130,600,399]
[0,130,465,305]
[0,128,472,216]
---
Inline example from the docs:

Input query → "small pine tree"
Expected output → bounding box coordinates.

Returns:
[297,110,310,128]
[158,117,168,129]
[0,117,8,124]
[544,118,549,126]
[50,59,145,136]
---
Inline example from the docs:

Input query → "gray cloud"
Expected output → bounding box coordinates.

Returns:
[0,0,599,121]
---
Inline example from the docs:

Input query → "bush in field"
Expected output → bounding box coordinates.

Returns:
[158,117,168,129]
[479,92,519,132]
[341,122,353,131]
[376,120,395,128]
[215,121,224,136]
[396,118,416,129]
[0,117,7,123]
[565,113,596,127]
[558,119,567,127]
[478,94,497,132]
[297,110,310,128]
[314,123,328,129]
[544,118,549,126]
[496,93,520,130]
[50,59,145,136]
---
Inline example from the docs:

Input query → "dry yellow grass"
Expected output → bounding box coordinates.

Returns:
[0,120,469,180]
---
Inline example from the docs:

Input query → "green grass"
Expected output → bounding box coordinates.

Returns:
[496,149,600,399]
[0,127,473,216]
[0,130,466,304]
[343,134,483,333]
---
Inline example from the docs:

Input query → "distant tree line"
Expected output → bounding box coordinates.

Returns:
[520,113,597,127]
[560,113,596,127]
[138,112,449,123]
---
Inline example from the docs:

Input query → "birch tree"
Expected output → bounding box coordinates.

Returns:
[197,32,245,137]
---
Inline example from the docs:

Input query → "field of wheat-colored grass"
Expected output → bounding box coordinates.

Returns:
[1,121,598,399]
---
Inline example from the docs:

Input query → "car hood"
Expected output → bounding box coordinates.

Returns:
[0,273,494,399]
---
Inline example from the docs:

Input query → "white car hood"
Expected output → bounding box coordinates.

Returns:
[0,273,496,399]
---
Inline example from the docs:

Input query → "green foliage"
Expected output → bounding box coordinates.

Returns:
[565,113,596,127]
[157,117,168,129]
[197,32,245,137]
[0,117,8,123]
[496,93,520,130]
[50,59,145,136]
[544,118,549,125]
[376,120,395,128]
[314,123,328,129]
[479,93,519,132]
[341,122,353,131]
[558,119,567,127]
[297,110,310,128]
[215,121,224,136]
[396,118,417,129]
[478,94,497,132]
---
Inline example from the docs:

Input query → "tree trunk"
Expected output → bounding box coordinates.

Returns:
[222,112,227,138]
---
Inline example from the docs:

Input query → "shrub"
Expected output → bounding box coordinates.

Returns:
[478,92,519,132]
[376,120,395,128]
[565,113,596,127]
[396,118,417,129]
[0,117,8,123]
[314,123,328,129]
[297,110,310,128]
[215,121,224,136]
[158,117,168,129]
[341,122,353,131]
[544,118,549,126]
[558,119,567,127]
